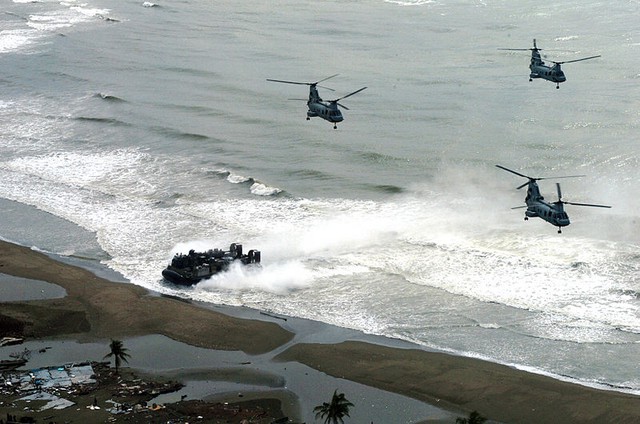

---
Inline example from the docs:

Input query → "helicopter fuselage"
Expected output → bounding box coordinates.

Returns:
[496,164,610,233]
[267,76,365,129]
[501,40,599,89]
[529,50,566,85]
[306,86,343,124]
[524,182,570,227]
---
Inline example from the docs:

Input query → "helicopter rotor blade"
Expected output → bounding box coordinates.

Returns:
[267,78,311,86]
[552,55,601,65]
[496,165,533,180]
[519,174,585,187]
[555,182,611,208]
[562,201,611,208]
[332,86,367,102]
[549,174,587,180]
[497,165,585,189]
[498,39,541,52]
[267,74,340,88]
[499,38,541,52]
[556,183,563,201]
[316,74,340,84]
[336,102,349,110]
[496,165,585,180]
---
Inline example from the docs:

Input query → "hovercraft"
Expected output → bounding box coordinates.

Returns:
[162,243,260,286]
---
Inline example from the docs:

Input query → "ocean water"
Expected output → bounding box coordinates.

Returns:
[2,0,640,395]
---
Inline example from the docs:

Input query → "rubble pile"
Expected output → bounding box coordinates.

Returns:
[1,362,97,403]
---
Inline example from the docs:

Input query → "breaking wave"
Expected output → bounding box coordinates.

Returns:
[212,169,283,197]
[95,93,126,102]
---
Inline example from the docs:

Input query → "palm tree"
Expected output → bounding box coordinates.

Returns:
[456,410,487,424]
[103,339,131,374]
[313,390,354,424]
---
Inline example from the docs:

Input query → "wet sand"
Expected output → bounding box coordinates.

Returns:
[1,239,640,423]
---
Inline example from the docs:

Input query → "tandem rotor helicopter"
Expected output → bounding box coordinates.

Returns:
[499,39,601,89]
[267,74,367,129]
[496,165,611,233]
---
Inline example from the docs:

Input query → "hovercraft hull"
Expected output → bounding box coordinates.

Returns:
[161,268,203,286]
[162,243,260,286]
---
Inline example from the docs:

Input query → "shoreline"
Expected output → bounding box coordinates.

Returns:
[0,240,454,423]
[1,239,640,423]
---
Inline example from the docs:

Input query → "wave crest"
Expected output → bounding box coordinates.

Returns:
[212,169,283,196]
[95,93,125,102]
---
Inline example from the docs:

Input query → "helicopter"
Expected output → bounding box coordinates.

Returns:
[496,165,611,233]
[499,39,601,89]
[266,74,367,129]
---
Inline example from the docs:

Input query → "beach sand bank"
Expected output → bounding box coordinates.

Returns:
[1,240,639,423]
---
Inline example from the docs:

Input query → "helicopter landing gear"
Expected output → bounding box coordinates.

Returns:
[558,228,562,234]
[306,117,310,121]
[333,124,337,129]
[556,84,560,89]
[529,78,533,82]
[524,217,528,221]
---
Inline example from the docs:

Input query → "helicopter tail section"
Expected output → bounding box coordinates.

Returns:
[529,39,544,69]
[308,85,322,103]
[530,53,544,68]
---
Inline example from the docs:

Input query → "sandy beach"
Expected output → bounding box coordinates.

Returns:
[1,239,640,423]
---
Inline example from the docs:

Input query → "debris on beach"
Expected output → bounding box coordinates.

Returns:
[1,361,180,412]
[167,398,283,423]
[19,391,75,410]
[2,361,292,423]
[0,337,24,347]
[0,359,27,371]
[1,361,97,409]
